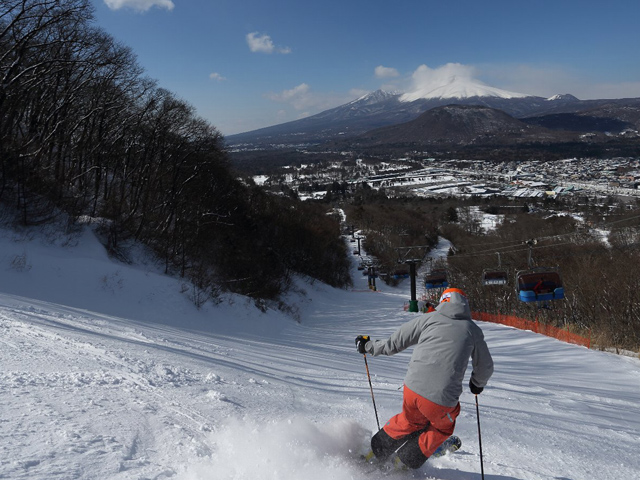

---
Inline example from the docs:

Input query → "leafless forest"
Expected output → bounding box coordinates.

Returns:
[0,0,351,304]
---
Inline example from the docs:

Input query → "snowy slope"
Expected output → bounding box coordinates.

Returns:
[1,222,639,480]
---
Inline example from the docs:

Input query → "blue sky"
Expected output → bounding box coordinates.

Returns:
[93,0,640,136]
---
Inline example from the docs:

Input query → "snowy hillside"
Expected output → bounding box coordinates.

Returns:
[1,222,639,480]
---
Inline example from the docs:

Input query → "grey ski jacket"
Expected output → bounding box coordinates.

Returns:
[364,291,493,407]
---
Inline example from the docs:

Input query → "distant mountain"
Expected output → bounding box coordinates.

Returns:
[227,90,407,146]
[227,80,640,148]
[227,91,550,146]
[523,101,640,133]
[522,112,633,133]
[546,93,580,102]
[346,104,564,148]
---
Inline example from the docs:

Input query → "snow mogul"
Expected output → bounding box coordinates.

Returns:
[355,287,494,469]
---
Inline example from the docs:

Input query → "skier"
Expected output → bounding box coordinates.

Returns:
[355,287,493,469]
[423,301,435,313]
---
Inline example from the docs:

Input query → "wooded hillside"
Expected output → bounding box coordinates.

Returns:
[0,0,351,304]
[345,196,640,352]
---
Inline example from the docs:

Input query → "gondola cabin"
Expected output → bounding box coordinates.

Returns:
[425,269,448,289]
[516,269,564,302]
[482,270,508,286]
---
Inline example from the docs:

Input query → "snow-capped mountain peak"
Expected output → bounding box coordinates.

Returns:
[546,93,579,102]
[348,89,399,106]
[400,75,530,102]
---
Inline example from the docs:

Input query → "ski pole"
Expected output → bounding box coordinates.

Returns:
[475,394,485,480]
[363,353,381,431]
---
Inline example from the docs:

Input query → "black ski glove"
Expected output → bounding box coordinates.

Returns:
[469,379,484,395]
[355,335,371,354]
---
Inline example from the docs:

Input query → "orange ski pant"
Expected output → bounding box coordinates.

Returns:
[383,384,460,458]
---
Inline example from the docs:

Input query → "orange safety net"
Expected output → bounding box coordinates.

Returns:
[472,311,591,349]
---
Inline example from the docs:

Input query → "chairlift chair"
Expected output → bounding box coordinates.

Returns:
[424,268,448,289]
[516,267,564,302]
[482,269,508,286]
[392,268,410,280]
[482,252,508,286]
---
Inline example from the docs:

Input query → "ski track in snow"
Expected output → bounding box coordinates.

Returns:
[0,226,639,479]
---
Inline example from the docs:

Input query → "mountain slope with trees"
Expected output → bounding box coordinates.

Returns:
[346,105,567,147]
[341,191,640,353]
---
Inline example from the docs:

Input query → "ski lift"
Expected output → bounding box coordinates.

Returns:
[425,268,448,289]
[482,252,508,286]
[482,270,509,286]
[392,267,410,279]
[515,240,564,302]
[516,268,564,302]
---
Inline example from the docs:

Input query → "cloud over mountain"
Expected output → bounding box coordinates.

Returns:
[400,63,529,101]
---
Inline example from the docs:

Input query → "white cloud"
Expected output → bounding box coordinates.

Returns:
[266,83,357,117]
[266,83,311,110]
[209,72,226,82]
[104,0,174,12]
[408,63,478,92]
[375,65,399,78]
[246,32,291,54]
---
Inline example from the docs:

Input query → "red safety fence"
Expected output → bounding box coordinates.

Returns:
[472,311,591,349]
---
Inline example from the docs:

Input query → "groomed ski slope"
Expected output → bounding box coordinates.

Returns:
[1,223,639,480]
